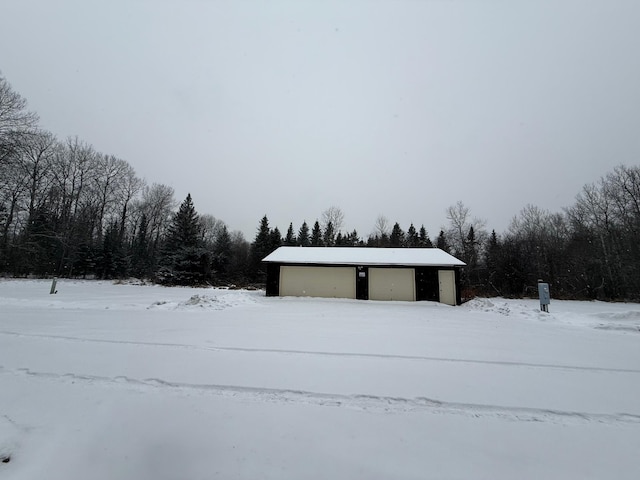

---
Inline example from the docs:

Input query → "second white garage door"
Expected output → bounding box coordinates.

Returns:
[279,266,356,299]
[368,268,416,301]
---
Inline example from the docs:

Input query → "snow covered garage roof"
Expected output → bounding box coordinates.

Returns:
[263,247,466,267]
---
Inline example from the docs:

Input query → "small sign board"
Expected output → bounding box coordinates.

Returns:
[538,282,550,312]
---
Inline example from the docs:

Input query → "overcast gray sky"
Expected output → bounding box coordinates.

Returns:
[2,0,639,240]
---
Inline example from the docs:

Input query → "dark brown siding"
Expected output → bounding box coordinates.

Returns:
[265,263,280,296]
[356,266,369,300]
[415,267,439,301]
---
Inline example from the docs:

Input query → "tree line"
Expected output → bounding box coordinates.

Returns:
[1,74,639,299]
[0,74,250,284]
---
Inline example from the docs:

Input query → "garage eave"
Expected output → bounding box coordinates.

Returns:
[262,246,466,268]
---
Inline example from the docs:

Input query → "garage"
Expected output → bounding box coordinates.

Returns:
[263,247,465,305]
[279,266,356,299]
[369,268,415,301]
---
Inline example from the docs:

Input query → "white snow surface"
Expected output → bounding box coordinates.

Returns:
[1,279,639,479]
[263,246,466,266]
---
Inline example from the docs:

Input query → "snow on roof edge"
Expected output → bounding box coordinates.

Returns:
[262,247,466,267]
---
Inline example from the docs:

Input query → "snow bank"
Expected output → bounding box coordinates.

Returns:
[148,291,257,311]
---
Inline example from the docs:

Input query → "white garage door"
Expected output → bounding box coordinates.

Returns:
[369,268,415,301]
[279,266,356,299]
[438,270,456,305]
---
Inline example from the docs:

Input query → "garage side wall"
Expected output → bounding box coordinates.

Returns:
[265,263,280,296]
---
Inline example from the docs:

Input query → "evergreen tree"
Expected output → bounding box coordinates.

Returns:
[347,229,360,246]
[457,225,478,288]
[405,223,418,247]
[436,230,450,252]
[249,215,272,280]
[255,216,270,247]
[284,223,296,246]
[311,221,322,246]
[213,224,232,280]
[367,233,390,247]
[270,227,282,251]
[335,231,345,246]
[465,226,478,267]
[418,225,433,247]
[378,232,390,247]
[297,221,310,246]
[498,234,528,296]
[131,213,151,278]
[20,204,61,276]
[97,220,128,279]
[165,194,200,250]
[158,193,207,285]
[323,221,335,246]
[389,222,405,247]
[484,229,503,294]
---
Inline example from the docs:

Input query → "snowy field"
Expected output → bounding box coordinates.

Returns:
[1,279,639,479]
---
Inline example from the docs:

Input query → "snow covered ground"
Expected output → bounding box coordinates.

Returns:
[1,279,639,479]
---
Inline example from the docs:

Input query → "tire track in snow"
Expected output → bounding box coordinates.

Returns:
[2,365,640,427]
[2,330,640,375]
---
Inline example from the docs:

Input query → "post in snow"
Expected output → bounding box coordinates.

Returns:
[50,277,58,295]
[538,280,550,313]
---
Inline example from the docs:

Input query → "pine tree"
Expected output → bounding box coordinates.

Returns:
[165,194,200,250]
[284,223,296,246]
[484,229,503,294]
[465,226,478,266]
[405,223,418,247]
[249,215,272,279]
[158,193,207,285]
[311,221,322,246]
[323,221,335,246]
[131,213,151,278]
[297,221,310,246]
[213,224,232,279]
[378,232,390,247]
[390,222,405,247]
[436,230,450,252]
[347,229,360,246]
[97,220,127,279]
[419,225,433,248]
[270,227,282,251]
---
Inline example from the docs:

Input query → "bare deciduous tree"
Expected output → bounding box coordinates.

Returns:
[445,201,487,260]
[16,130,57,219]
[373,214,390,237]
[0,73,39,165]
[567,165,640,297]
[321,206,344,234]
[136,183,176,252]
[117,165,144,242]
[200,214,226,246]
[91,154,133,242]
